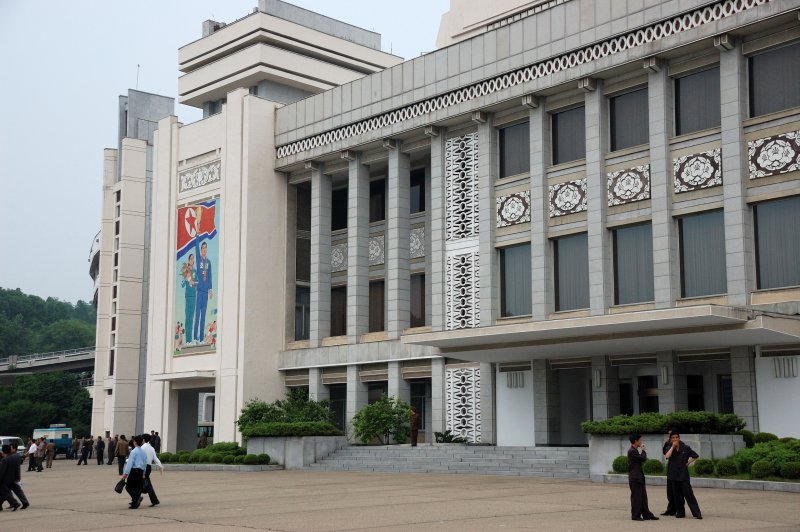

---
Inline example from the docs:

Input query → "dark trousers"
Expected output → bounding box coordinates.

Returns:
[9,482,28,506]
[663,481,675,514]
[26,457,35,472]
[629,480,654,519]
[108,451,114,465]
[144,465,159,505]
[118,456,126,475]
[96,450,104,465]
[0,485,18,508]
[125,468,144,507]
[36,456,43,472]
[410,429,419,447]
[77,450,89,465]
[669,479,701,517]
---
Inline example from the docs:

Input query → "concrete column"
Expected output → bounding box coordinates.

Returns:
[308,367,329,402]
[310,166,331,345]
[649,68,679,308]
[731,347,759,432]
[430,357,445,433]
[345,364,368,429]
[479,362,495,443]
[387,144,411,337]
[720,45,754,305]
[347,155,370,342]
[656,351,687,414]
[591,356,620,421]
[530,104,552,320]
[585,82,613,314]
[388,361,410,403]
[429,134,446,331]
[532,359,560,445]
[478,118,498,326]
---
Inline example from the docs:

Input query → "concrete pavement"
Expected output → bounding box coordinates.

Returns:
[2,459,798,531]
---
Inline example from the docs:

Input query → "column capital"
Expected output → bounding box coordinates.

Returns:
[340,150,358,161]
[382,138,399,150]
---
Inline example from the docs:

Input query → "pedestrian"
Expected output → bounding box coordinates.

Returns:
[410,406,421,447]
[153,432,161,453]
[108,435,117,465]
[35,438,45,472]
[45,439,55,468]
[121,435,146,509]
[141,434,162,507]
[26,439,37,472]
[6,444,29,510]
[197,432,207,449]
[660,427,676,516]
[116,435,130,476]
[95,436,106,465]
[72,437,80,461]
[0,445,20,511]
[665,432,703,519]
[628,433,658,521]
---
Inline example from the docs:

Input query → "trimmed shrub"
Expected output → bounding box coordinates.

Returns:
[715,458,738,477]
[692,459,714,476]
[780,437,798,443]
[581,411,745,435]
[738,430,755,448]
[643,459,664,475]
[612,455,628,474]
[176,449,190,456]
[352,395,412,444]
[753,432,778,444]
[199,453,212,463]
[243,454,259,465]
[240,421,344,438]
[204,442,240,454]
[233,455,246,464]
[178,453,191,463]
[257,453,270,465]
[734,440,800,473]
[209,453,224,463]
[779,461,800,479]
[750,459,775,479]
[222,455,235,464]
[237,389,333,431]
[188,453,201,463]
[158,452,173,463]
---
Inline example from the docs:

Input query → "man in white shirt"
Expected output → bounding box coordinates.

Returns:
[140,434,162,507]
[26,440,37,472]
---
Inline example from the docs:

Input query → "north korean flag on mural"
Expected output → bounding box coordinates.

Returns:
[176,199,217,260]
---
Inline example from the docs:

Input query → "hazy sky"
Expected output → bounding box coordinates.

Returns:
[0,0,449,305]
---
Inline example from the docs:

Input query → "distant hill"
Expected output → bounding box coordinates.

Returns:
[0,287,96,357]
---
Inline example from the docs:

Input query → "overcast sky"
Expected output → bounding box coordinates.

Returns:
[0,0,449,305]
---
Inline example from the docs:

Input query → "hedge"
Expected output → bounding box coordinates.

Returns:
[240,421,343,438]
[751,459,775,479]
[715,458,738,476]
[692,459,714,475]
[612,455,628,474]
[581,411,745,435]
[780,461,800,479]
[734,439,800,473]
[643,459,664,475]
[257,453,270,465]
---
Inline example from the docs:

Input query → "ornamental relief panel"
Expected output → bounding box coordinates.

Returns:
[179,160,221,194]
[445,366,482,443]
[496,191,531,227]
[410,227,425,259]
[330,242,348,272]
[445,251,480,330]
[445,133,479,241]
[607,165,650,206]
[673,149,722,193]
[368,235,385,266]
[549,179,587,217]
[748,130,800,180]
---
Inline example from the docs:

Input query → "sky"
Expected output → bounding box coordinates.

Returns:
[0,0,450,305]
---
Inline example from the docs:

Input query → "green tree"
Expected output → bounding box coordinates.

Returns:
[36,319,95,353]
[352,395,412,444]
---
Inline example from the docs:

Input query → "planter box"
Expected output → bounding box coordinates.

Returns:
[596,473,800,493]
[247,436,348,469]
[588,433,745,477]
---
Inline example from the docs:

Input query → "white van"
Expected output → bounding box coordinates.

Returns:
[0,436,25,455]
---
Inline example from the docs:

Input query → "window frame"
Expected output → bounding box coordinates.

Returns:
[608,86,649,152]
[499,242,533,318]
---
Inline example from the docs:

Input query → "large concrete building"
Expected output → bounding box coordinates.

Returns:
[97,0,800,451]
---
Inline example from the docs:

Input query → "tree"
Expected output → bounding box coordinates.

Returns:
[36,319,95,353]
[237,389,333,431]
[352,395,412,445]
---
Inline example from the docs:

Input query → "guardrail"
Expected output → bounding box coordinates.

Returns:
[78,377,95,388]
[0,347,95,367]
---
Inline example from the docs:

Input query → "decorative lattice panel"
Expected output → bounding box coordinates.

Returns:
[368,235,385,266]
[445,133,479,241]
[445,366,482,443]
[445,252,480,330]
[179,160,221,193]
[674,149,722,193]
[410,227,425,259]
[330,242,347,272]
[549,179,588,217]
[748,130,800,180]
[496,191,531,227]
[607,165,650,206]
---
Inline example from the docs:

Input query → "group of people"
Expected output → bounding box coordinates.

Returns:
[24,438,53,472]
[628,429,703,521]
[121,433,163,509]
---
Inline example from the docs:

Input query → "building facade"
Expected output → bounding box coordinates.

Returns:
[108,0,800,450]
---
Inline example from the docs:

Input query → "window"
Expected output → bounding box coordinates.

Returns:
[638,375,659,413]
[410,169,425,213]
[500,243,532,317]
[718,375,733,414]
[329,384,346,429]
[368,382,388,404]
[552,106,585,165]
[115,220,120,236]
[613,223,654,305]
[679,210,727,297]
[108,350,115,377]
[410,273,426,327]
[331,188,348,231]
[115,190,121,203]
[609,88,648,151]
[687,375,705,411]
[112,285,117,299]
[295,238,311,283]
[369,179,385,222]
[749,41,800,117]
[619,380,634,416]
[330,286,347,336]
[554,233,589,311]
[368,280,385,333]
[294,286,310,340]
[296,183,311,232]
[754,196,800,289]
[111,317,116,332]
[114,253,118,267]
[675,67,721,135]
[499,121,530,178]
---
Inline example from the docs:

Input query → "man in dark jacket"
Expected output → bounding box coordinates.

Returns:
[95,436,106,465]
[660,427,676,516]
[5,444,28,509]
[77,436,91,465]
[0,445,21,511]
[628,434,658,521]
[665,432,702,519]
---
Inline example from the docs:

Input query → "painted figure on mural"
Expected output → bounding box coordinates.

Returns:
[181,252,197,344]
[193,208,213,344]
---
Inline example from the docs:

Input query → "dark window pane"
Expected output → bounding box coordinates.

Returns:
[679,210,727,297]
[500,243,532,317]
[410,273,426,327]
[755,196,800,289]
[294,286,310,340]
[369,280,385,333]
[687,375,705,411]
[296,183,311,232]
[331,188,348,231]
[329,384,347,429]
[552,106,586,165]
[675,67,721,135]
[368,382,388,404]
[295,237,311,282]
[619,381,633,416]
[749,41,800,117]
[554,233,589,311]
[410,169,426,213]
[718,375,733,414]
[499,121,530,178]
[330,286,347,336]
[369,179,386,222]
[613,224,654,305]
[638,375,659,414]
[610,88,649,151]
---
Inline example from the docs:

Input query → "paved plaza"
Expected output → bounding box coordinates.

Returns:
[2,460,799,531]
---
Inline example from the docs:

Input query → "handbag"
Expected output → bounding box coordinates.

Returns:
[142,477,151,493]
[114,478,126,494]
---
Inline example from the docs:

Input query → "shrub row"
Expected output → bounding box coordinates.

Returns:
[582,411,746,435]
[158,443,270,466]
[239,421,343,438]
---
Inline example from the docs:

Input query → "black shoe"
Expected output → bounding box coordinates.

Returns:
[150,500,160,507]
[694,515,703,520]
[631,517,644,521]
[675,514,685,518]
[660,512,674,516]
[21,503,29,510]
[644,516,659,520]
[10,504,20,512]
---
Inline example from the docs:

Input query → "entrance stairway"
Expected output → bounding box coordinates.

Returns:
[307,445,589,479]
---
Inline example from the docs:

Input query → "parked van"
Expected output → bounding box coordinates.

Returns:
[32,425,73,457]
[0,436,25,455]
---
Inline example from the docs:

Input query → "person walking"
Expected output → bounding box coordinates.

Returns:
[45,440,55,468]
[6,444,29,510]
[116,435,130,475]
[35,438,45,472]
[71,437,80,461]
[628,434,658,521]
[197,432,207,449]
[153,432,161,453]
[95,436,106,465]
[141,434,162,507]
[77,437,90,465]
[121,435,147,509]
[108,435,117,465]
[0,445,21,511]
[410,406,421,447]
[660,428,676,516]
[26,439,37,472]
[665,432,703,519]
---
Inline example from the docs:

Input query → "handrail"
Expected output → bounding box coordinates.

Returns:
[0,347,95,366]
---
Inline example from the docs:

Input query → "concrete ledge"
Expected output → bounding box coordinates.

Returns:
[595,473,800,493]
[164,464,282,472]
[247,436,348,469]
